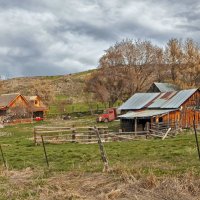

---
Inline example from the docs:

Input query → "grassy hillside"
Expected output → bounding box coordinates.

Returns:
[0,70,95,103]
[0,69,123,116]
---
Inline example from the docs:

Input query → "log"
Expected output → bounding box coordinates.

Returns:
[162,128,172,140]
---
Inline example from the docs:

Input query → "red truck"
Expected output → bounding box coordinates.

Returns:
[96,108,117,122]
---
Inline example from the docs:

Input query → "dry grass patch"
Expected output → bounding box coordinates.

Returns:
[1,167,200,200]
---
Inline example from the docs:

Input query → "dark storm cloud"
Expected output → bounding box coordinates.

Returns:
[0,0,200,78]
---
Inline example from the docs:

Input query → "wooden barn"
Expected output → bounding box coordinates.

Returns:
[119,88,200,132]
[25,95,47,118]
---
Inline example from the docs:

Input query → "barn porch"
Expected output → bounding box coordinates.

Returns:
[119,109,175,132]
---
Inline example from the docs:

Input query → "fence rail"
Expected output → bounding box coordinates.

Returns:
[33,126,151,144]
[33,121,198,144]
[33,126,110,144]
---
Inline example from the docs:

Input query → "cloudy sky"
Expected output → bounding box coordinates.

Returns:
[0,0,199,78]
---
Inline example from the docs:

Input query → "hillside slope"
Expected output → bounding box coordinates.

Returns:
[0,70,95,104]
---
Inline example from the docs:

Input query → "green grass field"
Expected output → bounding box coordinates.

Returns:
[0,117,200,176]
[48,95,123,116]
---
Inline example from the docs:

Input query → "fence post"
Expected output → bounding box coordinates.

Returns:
[87,128,93,143]
[0,144,6,168]
[193,116,200,161]
[71,125,76,143]
[41,135,49,167]
[34,127,37,145]
[94,126,109,172]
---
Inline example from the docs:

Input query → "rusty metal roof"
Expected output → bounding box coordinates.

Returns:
[119,109,175,119]
[119,89,199,110]
[119,93,160,110]
[148,91,176,108]
[161,89,198,108]
[0,93,20,108]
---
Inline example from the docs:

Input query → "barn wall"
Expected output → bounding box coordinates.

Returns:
[180,90,200,128]
[162,90,200,128]
[182,90,200,109]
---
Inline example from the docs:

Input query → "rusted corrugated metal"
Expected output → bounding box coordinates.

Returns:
[119,93,159,110]
[148,92,176,108]
[161,89,198,109]
[153,82,178,92]
[119,109,174,119]
[119,89,199,110]
[0,93,20,107]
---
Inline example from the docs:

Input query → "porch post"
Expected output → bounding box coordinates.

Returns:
[168,112,170,128]
[134,117,137,133]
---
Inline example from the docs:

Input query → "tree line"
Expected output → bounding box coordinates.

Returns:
[86,38,200,106]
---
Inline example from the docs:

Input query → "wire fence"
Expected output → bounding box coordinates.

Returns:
[47,102,122,117]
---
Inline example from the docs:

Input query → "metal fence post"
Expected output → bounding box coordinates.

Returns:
[41,135,49,167]
[193,114,200,161]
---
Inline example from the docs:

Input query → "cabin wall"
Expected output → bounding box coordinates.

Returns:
[9,96,28,109]
[33,97,43,107]
[8,96,30,118]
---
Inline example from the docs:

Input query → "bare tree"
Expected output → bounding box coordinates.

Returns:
[165,38,200,88]
[86,39,161,105]
[165,38,183,83]
[86,38,200,106]
[181,39,200,88]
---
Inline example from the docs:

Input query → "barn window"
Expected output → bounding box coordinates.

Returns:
[35,100,38,105]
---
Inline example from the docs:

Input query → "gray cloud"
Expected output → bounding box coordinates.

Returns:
[0,0,200,78]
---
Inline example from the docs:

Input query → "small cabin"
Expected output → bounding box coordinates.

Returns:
[0,93,31,121]
[25,95,47,118]
[0,93,48,123]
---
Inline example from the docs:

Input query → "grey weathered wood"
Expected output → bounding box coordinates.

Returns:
[162,128,172,140]
[94,126,109,172]
[134,118,137,134]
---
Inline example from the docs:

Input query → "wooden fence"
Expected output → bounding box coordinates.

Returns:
[34,126,109,144]
[33,126,150,145]
[33,121,187,145]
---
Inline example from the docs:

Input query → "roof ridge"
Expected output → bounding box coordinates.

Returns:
[1,93,20,96]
